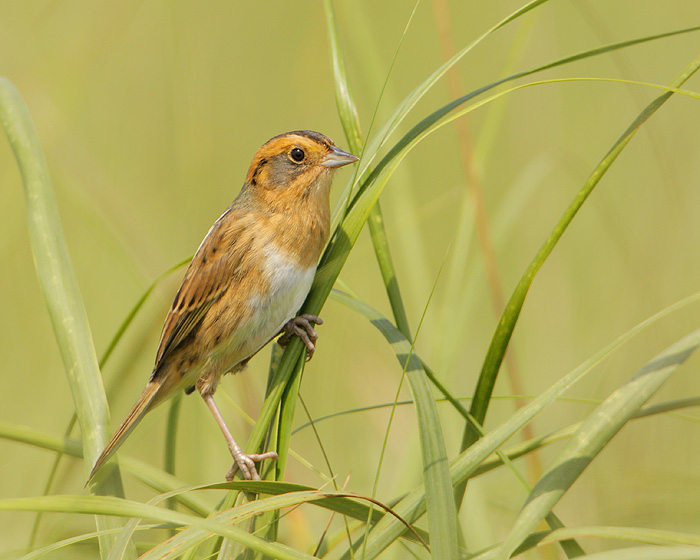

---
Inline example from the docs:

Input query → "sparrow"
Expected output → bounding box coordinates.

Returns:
[89,130,358,482]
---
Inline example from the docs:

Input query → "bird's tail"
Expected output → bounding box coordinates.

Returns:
[87,382,161,483]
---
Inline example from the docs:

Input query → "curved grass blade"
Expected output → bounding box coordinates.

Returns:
[332,287,459,558]
[544,526,700,548]
[0,495,317,560]
[324,0,415,337]
[0,422,215,516]
[137,485,427,560]
[210,480,427,543]
[496,328,700,559]
[350,23,700,211]
[0,77,134,559]
[470,526,700,560]
[346,291,700,558]
[556,547,700,560]
[18,525,158,560]
[325,3,459,547]
[458,52,700,498]
[332,288,582,556]
[332,290,464,558]
[349,19,700,213]
[353,0,551,187]
[324,0,362,155]
[29,255,191,546]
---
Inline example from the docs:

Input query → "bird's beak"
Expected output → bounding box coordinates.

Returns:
[320,146,360,168]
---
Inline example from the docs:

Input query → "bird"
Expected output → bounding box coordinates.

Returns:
[88,130,358,482]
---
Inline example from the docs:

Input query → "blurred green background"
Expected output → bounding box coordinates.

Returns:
[1,0,700,556]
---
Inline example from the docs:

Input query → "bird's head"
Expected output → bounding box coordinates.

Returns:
[244,130,358,205]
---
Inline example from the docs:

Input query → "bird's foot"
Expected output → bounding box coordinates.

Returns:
[226,450,279,481]
[277,314,323,359]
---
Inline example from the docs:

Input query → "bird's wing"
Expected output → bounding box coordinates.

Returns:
[153,207,247,367]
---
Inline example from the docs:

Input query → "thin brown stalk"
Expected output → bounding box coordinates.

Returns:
[431,0,542,486]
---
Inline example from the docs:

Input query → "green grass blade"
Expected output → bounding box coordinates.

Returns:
[324,0,362,155]
[350,31,700,225]
[0,422,215,516]
[0,76,134,559]
[135,484,427,560]
[324,0,412,338]
[366,204,412,336]
[164,394,182,479]
[458,52,700,488]
[29,256,191,546]
[349,15,699,210]
[544,526,700,548]
[470,526,700,560]
[496,328,700,559]
[325,3,458,557]
[332,290,460,558]
[333,24,700,246]
[0,79,111,468]
[258,350,305,547]
[559,547,700,560]
[355,0,550,184]
[324,0,412,337]
[18,526,157,560]
[350,24,700,213]
[208,481,426,540]
[347,291,700,556]
[0,495,317,560]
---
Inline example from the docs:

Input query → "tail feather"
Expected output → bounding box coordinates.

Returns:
[87,382,161,483]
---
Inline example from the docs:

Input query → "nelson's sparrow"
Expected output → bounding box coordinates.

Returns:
[89,131,358,482]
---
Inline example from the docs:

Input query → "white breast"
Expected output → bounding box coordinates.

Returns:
[237,246,316,359]
[260,246,316,326]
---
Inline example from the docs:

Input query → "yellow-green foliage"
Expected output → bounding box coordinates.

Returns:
[1,1,700,559]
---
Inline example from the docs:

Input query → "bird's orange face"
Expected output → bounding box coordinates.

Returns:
[244,131,358,209]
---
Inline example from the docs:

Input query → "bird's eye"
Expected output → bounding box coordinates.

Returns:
[290,147,305,162]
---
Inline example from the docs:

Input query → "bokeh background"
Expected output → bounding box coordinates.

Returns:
[1,0,700,557]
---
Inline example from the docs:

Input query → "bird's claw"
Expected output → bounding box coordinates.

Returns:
[278,314,323,360]
[226,450,279,481]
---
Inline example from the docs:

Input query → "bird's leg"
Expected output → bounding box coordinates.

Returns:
[201,392,278,481]
[277,314,323,359]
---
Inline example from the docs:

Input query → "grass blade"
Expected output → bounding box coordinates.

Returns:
[457,51,700,496]
[138,484,427,560]
[347,290,700,556]
[325,0,412,336]
[354,0,551,186]
[0,76,134,558]
[0,422,215,516]
[332,289,464,558]
[558,547,700,560]
[18,526,157,560]
[325,2,459,558]
[324,0,362,155]
[543,526,700,548]
[496,328,700,559]
[0,495,317,560]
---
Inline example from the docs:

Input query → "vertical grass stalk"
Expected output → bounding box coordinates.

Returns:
[0,77,134,559]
